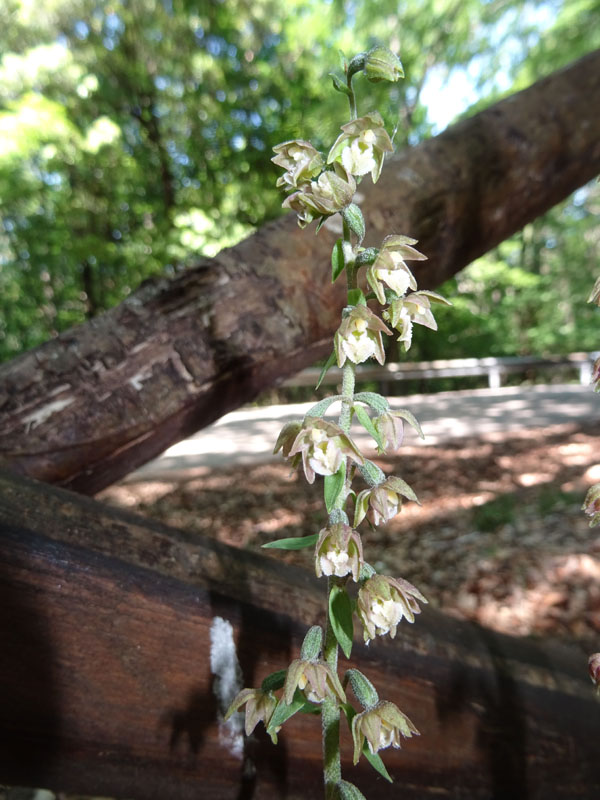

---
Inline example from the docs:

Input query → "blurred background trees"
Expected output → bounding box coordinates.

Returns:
[0,0,598,363]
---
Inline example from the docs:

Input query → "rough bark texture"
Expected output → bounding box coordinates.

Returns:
[1,50,600,495]
[0,469,598,799]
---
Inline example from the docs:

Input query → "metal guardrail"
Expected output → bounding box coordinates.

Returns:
[283,352,600,390]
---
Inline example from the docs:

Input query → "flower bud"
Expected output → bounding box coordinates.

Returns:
[364,46,404,83]
[345,668,379,709]
[300,625,323,660]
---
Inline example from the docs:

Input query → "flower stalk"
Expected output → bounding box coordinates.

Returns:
[226,45,450,798]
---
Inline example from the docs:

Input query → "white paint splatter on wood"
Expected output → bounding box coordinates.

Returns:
[210,616,244,759]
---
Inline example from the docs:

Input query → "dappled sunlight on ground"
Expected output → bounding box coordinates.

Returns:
[100,421,600,648]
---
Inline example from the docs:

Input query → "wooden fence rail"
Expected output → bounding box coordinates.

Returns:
[284,352,600,391]
[0,469,599,799]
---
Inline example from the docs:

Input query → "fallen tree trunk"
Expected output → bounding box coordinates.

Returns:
[0,469,598,799]
[1,50,600,495]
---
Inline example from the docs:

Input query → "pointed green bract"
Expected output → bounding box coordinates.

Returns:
[353,403,385,451]
[262,533,319,550]
[332,237,346,282]
[324,461,347,512]
[329,584,354,659]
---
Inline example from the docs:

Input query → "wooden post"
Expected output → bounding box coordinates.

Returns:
[0,470,598,798]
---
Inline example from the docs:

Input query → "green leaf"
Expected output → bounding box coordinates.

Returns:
[329,584,354,659]
[329,72,352,97]
[353,391,390,414]
[304,394,341,421]
[315,350,337,390]
[267,689,315,736]
[362,745,393,783]
[353,404,384,450]
[331,237,346,283]
[324,461,346,513]
[262,534,319,550]
[347,288,366,306]
[261,669,287,692]
[342,203,365,242]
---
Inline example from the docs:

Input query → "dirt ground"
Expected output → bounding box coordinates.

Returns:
[100,421,600,653]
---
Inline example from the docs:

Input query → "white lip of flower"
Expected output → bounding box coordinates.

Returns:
[374,267,411,296]
[308,437,341,476]
[396,308,413,348]
[297,673,324,704]
[369,597,404,634]
[371,723,396,753]
[319,548,352,577]
[314,172,335,199]
[341,131,378,177]
[341,318,376,363]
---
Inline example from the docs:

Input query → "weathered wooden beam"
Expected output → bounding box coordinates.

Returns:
[0,469,598,798]
[1,50,600,495]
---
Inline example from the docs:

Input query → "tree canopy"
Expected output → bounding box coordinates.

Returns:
[0,0,599,363]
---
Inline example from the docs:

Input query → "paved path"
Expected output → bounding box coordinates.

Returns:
[128,384,600,481]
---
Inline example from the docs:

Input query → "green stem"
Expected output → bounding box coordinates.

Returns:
[322,587,341,797]
[322,208,359,798]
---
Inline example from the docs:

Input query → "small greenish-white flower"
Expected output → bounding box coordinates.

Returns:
[315,523,364,581]
[354,475,418,527]
[383,290,449,351]
[288,418,364,484]
[225,687,279,743]
[327,112,393,183]
[282,164,356,227]
[272,139,325,191]
[357,575,427,643]
[283,658,346,705]
[363,46,404,83]
[366,235,424,304]
[334,305,391,367]
[582,483,600,527]
[351,700,419,764]
[373,411,404,453]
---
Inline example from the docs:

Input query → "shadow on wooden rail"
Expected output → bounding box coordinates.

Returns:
[0,469,598,799]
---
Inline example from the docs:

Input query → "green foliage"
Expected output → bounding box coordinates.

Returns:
[328,584,354,659]
[0,0,599,363]
[408,181,600,362]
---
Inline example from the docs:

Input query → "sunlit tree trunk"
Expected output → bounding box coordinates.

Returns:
[1,50,599,494]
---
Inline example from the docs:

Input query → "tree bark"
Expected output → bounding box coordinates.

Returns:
[0,468,598,799]
[1,50,600,495]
